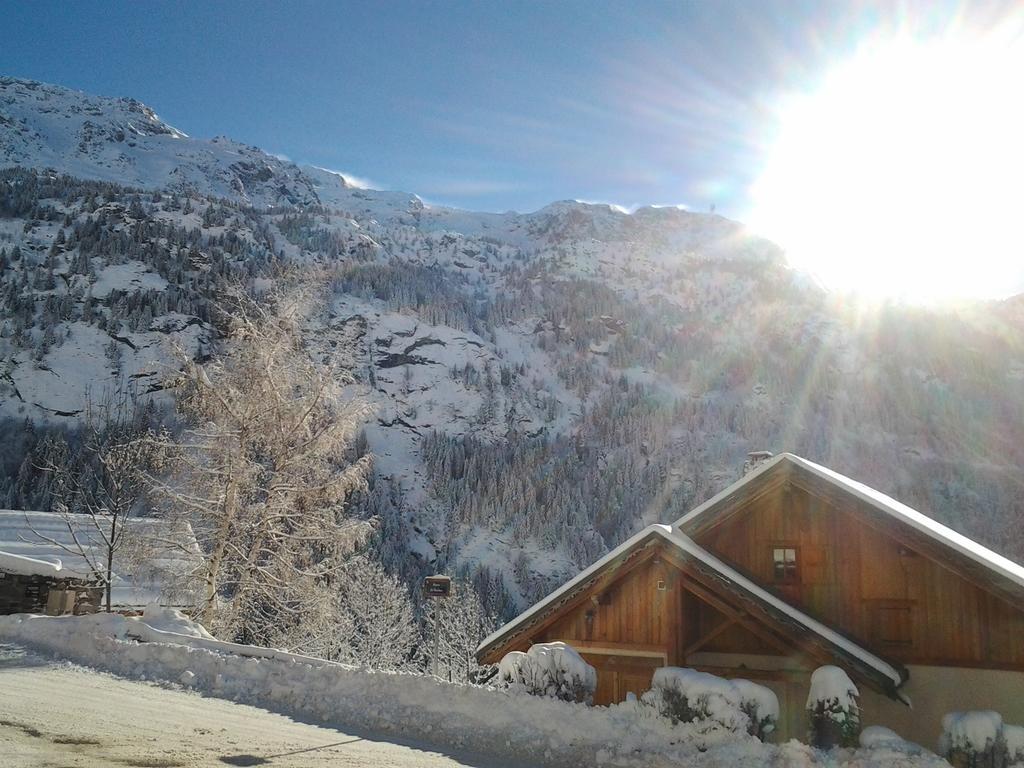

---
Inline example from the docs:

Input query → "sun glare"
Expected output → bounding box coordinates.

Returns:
[749,28,1024,302]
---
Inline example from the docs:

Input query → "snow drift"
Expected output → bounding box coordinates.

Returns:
[0,612,948,768]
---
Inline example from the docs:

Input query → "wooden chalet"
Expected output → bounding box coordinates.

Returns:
[477,453,1024,743]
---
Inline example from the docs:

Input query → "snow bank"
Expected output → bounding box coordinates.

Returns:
[860,725,923,755]
[497,642,596,703]
[861,726,905,748]
[0,613,949,768]
[140,604,215,638]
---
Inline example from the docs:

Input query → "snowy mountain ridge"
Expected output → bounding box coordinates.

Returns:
[1,77,1022,617]
[0,77,337,207]
[0,78,784,268]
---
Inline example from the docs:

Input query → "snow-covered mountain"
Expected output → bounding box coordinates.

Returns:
[0,77,335,207]
[1,77,1022,617]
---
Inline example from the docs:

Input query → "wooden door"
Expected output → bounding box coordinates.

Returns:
[580,651,665,705]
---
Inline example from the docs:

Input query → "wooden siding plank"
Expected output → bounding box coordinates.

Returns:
[691,477,1024,669]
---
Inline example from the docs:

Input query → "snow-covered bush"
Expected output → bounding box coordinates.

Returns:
[733,678,779,741]
[1004,724,1024,766]
[496,642,596,704]
[641,667,748,734]
[940,711,1008,768]
[497,650,532,687]
[806,665,860,748]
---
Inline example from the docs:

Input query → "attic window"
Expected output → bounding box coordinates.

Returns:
[772,547,798,583]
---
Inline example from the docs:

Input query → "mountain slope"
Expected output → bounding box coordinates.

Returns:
[1,78,1022,619]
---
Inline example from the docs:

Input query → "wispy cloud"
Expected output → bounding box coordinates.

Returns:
[573,199,632,214]
[573,200,692,214]
[311,166,379,190]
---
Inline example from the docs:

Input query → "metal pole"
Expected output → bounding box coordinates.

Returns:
[432,600,440,678]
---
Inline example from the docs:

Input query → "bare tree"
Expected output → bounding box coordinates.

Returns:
[32,394,149,612]
[293,555,418,670]
[145,276,373,644]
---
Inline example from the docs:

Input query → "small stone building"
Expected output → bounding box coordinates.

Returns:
[0,551,102,615]
[0,510,202,611]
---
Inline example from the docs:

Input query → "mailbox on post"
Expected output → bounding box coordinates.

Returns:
[423,575,451,599]
[423,575,451,678]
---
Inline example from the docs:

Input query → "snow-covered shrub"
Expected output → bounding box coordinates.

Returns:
[497,650,533,687]
[940,711,1008,768]
[806,665,860,748]
[496,642,596,704]
[642,667,748,733]
[733,678,779,741]
[1004,724,1024,766]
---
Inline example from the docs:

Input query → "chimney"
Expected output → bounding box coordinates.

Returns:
[743,451,774,475]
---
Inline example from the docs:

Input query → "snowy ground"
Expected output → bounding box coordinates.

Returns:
[0,611,954,768]
[0,643,523,768]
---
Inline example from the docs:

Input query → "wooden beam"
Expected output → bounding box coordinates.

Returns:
[689,664,811,684]
[680,576,795,656]
[684,615,739,657]
[557,639,668,655]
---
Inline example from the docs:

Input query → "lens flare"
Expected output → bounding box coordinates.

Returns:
[749,26,1024,302]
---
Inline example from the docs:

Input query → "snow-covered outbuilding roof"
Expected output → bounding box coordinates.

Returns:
[0,510,202,607]
[0,549,90,580]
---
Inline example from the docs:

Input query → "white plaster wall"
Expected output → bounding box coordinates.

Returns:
[687,654,1024,748]
[860,665,1024,751]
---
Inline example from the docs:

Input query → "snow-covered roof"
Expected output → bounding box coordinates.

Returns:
[674,453,1024,593]
[0,510,202,607]
[0,549,90,579]
[477,523,905,690]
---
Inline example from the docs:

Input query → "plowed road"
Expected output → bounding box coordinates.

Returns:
[0,644,520,768]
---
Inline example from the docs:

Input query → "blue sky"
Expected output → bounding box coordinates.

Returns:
[0,1,1008,216]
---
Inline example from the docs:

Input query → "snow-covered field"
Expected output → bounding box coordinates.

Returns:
[0,611,950,768]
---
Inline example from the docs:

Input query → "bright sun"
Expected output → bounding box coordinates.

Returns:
[749,30,1024,302]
